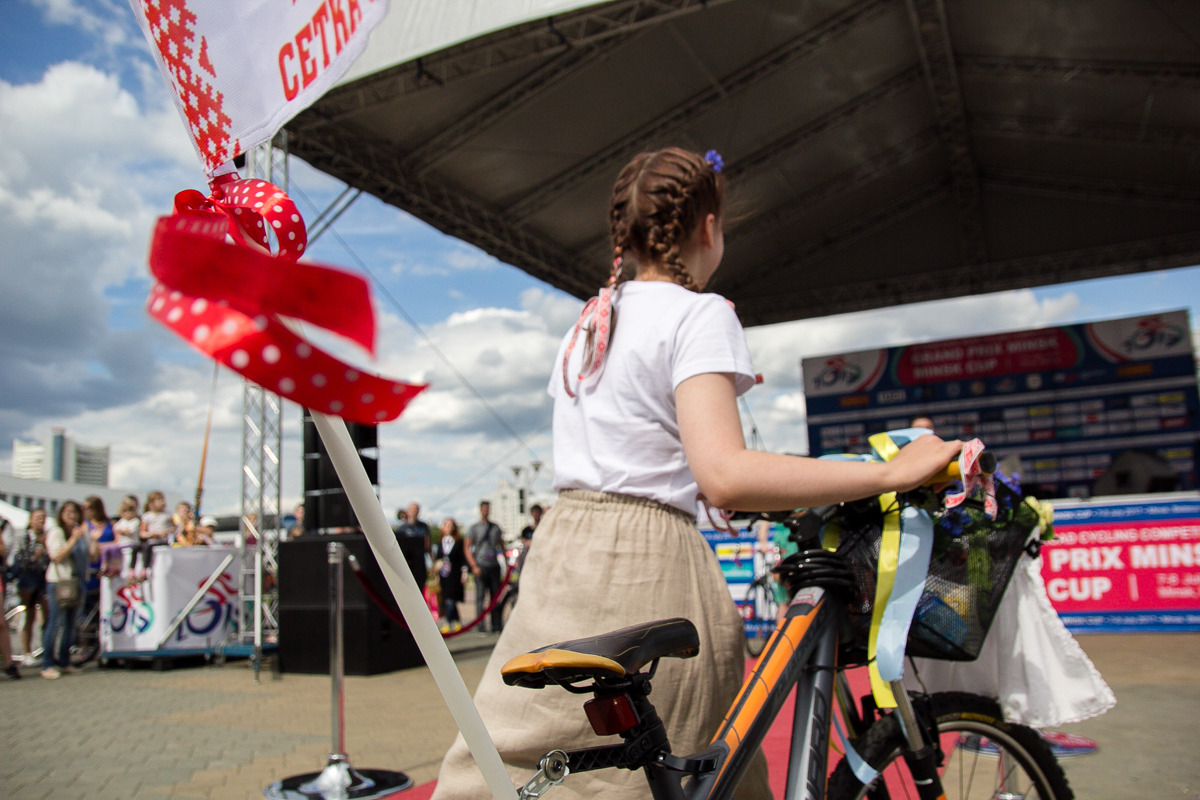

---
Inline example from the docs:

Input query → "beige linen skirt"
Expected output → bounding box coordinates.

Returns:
[431,490,772,799]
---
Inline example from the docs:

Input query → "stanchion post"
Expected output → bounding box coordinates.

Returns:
[309,411,518,800]
[329,541,346,762]
[264,540,412,800]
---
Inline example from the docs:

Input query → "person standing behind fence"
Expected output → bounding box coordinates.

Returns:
[0,519,19,679]
[42,501,88,679]
[105,495,140,576]
[433,517,468,633]
[11,509,50,665]
[465,500,504,634]
[394,502,432,587]
[82,495,113,592]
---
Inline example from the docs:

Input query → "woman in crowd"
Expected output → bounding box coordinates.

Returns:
[10,508,50,665]
[0,519,20,679]
[432,518,468,633]
[42,501,90,679]
[82,495,113,590]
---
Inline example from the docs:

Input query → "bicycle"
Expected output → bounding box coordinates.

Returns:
[5,581,44,663]
[497,542,527,630]
[499,441,1071,800]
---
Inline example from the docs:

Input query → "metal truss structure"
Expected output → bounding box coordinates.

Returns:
[233,141,287,679]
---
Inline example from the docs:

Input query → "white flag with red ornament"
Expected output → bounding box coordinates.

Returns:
[128,0,389,175]
[129,0,427,425]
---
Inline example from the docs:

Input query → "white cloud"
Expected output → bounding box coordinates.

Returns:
[444,246,501,272]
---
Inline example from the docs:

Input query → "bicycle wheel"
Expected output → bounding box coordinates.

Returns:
[499,587,518,628]
[6,603,27,648]
[743,577,777,657]
[827,692,1072,800]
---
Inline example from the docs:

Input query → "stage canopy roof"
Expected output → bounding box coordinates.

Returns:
[285,0,1200,327]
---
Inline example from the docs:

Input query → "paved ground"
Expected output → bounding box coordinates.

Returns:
[3,631,1198,799]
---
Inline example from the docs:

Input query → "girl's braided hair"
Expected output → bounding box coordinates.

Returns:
[609,148,725,291]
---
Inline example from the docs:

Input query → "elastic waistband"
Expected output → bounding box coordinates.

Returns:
[555,489,695,523]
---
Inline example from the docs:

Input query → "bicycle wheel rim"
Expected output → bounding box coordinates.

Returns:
[829,692,1072,800]
[6,604,28,653]
[846,720,1062,800]
[743,581,771,657]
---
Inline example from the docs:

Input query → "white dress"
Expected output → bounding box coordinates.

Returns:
[907,555,1116,727]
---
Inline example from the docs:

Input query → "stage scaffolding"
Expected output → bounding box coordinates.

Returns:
[223,134,361,679]
[229,140,288,679]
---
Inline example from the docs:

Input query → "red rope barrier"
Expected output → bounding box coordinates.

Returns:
[346,555,515,638]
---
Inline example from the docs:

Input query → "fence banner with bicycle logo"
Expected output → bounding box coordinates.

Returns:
[1041,494,1200,632]
[100,547,240,655]
[698,526,764,631]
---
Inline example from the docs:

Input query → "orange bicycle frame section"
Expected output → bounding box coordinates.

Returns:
[707,585,841,800]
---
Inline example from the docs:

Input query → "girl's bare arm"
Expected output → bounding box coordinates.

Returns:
[677,372,962,511]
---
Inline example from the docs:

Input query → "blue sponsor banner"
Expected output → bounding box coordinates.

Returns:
[1059,611,1200,634]
[1054,499,1200,525]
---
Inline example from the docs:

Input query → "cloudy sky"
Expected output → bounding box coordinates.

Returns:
[3,0,1199,527]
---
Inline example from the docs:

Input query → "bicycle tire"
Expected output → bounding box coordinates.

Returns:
[743,577,776,658]
[827,691,1073,800]
[6,603,26,647]
[500,588,518,628]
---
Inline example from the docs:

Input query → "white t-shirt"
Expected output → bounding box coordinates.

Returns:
[113,517,140,544]
[549,281,756,515]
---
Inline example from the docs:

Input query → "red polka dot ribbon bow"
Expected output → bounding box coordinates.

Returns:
[147,173,427,423]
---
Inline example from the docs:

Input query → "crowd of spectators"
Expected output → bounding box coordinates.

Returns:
[1,492,218,680]
[391,499,545,635]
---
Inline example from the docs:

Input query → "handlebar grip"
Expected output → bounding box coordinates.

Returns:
[923,451,996,486]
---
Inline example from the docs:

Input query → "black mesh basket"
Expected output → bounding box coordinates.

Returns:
[835,481,1039,661]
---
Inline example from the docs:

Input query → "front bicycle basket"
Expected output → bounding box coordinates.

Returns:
[836,480,1041,661]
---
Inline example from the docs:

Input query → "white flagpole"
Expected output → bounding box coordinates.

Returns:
[310,411,518,800]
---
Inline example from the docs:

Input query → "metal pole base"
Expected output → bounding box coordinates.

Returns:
[265,755,412,800]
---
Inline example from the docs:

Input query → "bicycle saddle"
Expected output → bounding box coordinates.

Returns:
[501,618,699,689]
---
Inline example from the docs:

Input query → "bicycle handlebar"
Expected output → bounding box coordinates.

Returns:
[732,447,996,525]
[922,449,995,486]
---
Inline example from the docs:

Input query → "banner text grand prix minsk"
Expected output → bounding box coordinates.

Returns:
[801,310,1199,499]
[1044,496,1200,633]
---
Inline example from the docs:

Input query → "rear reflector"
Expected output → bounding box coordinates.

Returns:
[584,693,639,736]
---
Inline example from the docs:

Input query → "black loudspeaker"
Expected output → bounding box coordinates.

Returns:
[302,413,379,532]
[278,533,426,675]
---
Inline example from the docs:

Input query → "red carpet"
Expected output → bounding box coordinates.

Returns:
[398,660,872,798]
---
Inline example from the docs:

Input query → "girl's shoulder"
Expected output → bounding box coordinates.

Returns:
[619,282,737,325]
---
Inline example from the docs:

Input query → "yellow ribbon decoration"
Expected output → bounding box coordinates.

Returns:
[866,490,900,707]
[822,520,842,551]
[863,431,906,706]
[868,431,901,463]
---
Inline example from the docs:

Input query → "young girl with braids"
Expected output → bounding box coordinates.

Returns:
[431,148,961,799]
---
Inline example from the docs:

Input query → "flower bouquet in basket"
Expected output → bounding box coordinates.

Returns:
[907,469,1056,660]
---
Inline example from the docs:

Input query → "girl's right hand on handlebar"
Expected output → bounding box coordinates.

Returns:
[884,435,963,493]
